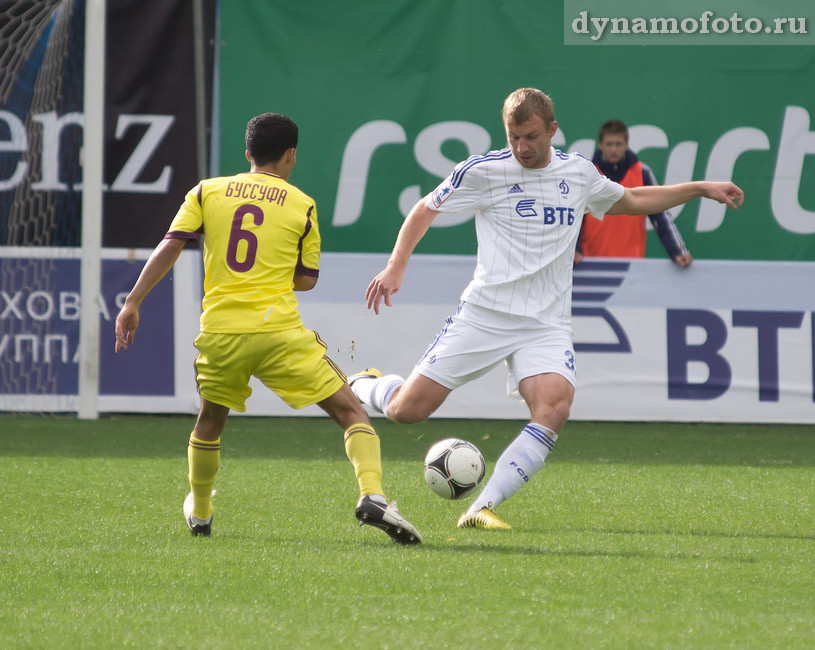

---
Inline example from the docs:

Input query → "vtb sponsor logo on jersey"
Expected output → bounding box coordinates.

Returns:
[514,199,576,225]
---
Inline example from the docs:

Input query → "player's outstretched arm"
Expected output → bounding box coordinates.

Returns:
[608,181,744,216]
[115,238,186,352]
[702,181,744,208]
[366,199,439,314]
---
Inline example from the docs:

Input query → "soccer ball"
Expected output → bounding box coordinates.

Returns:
[423,438,486,500]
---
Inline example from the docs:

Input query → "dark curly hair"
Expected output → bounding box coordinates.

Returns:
[245,113,299,165]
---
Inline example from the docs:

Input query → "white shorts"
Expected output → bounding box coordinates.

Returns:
[414,302,576,400]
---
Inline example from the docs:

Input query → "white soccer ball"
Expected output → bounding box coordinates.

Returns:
[423,438,486,500]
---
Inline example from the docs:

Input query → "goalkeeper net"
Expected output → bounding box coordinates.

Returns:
[1,0,85,408]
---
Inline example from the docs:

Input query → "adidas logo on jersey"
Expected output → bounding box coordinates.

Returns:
[508,184,524,194]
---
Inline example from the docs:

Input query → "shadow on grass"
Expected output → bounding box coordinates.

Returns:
[522,525,815,543]
[422,542,759,563]
[186,534,762,564]
[1,414,814,467]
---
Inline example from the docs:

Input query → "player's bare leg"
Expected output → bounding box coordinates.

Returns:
[192,398,229,441]
[318,382,374,430]
[349,369,451,424]
[459,373,573,529]
[519,372,574,433]
[384,372,451,424]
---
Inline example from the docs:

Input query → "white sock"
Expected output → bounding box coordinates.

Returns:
[351,374,404,414]
[467,423,558,514]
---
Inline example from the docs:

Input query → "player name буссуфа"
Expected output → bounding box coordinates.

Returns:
[224,180,288,205]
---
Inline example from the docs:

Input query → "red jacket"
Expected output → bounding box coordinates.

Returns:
[579,148,688,259]
[581,160,647,258]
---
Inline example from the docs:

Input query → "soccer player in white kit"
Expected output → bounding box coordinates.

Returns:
[351,88,744,530]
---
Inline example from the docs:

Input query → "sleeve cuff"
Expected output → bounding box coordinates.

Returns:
[295,264,319,277]
[164,230,201,241]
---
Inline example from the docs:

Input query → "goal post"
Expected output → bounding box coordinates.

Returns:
[77,0,105,420]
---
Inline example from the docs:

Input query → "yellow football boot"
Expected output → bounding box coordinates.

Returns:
[457,504,512,530]
[347,368,382,386]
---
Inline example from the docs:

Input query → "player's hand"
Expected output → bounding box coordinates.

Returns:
[704,182,744,210]
[672,253,693,268]
[365,266,404,315]
[114,303,139,352]
[573,251,584,266]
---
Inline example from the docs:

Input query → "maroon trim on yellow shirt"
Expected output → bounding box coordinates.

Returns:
[295,264,319,277]
[165,230,201,241]
[295,205,318,277]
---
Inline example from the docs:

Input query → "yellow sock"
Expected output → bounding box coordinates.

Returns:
[188,435,221,519]
[344,423,384,497]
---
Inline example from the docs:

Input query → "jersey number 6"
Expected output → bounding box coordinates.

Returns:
[226,204,264,272]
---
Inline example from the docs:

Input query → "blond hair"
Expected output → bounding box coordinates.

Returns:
[502,88,555,126]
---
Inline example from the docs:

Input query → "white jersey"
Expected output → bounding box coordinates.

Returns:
[426,146,624,327]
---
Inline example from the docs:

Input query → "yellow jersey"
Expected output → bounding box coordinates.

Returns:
[166,171,320,333]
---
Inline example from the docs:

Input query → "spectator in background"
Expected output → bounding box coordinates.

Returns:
[575,119,693,267]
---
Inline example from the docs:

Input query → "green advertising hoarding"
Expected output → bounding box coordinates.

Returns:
[219,0,815,261]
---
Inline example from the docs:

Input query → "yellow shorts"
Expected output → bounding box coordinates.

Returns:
[193,328,346,412]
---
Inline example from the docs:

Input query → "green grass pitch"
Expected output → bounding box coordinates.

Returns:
[1,414,813,648]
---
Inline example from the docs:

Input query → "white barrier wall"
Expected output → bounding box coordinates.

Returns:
[245,254,815,424]
[2,251,813,423]
[0,248,201,413]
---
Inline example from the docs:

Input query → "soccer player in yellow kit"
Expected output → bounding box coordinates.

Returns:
[114,113,421,545]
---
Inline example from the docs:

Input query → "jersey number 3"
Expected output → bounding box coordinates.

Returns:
[226,204,264,272]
